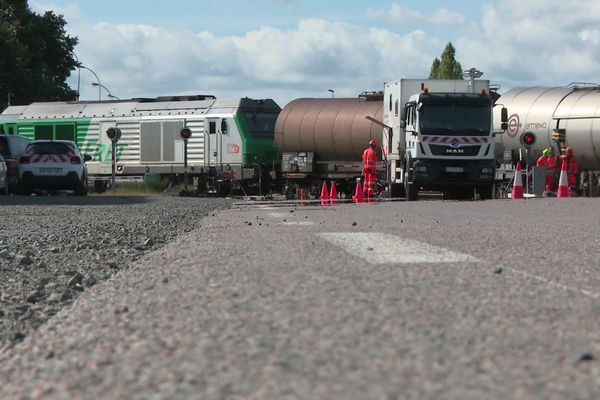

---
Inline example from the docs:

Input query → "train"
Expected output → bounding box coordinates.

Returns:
[0,95,280,195]
[1,83,600,198]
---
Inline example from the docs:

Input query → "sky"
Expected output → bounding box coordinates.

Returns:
[31,0,600,107]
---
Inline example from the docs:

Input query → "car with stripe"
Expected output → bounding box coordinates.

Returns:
[18,140,91,196]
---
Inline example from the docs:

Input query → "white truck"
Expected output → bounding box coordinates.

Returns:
[382,78,507,200]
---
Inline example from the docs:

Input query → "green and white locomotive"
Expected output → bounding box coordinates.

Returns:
[0,95,281,194]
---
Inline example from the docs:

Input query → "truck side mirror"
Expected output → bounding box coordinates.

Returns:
[400,106,407,122]
[400,120,406,129]
[500,107,508,131]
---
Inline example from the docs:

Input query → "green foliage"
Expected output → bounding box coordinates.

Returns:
[0,1,78,111]
[429,42,463,80]
[144,175,170,192]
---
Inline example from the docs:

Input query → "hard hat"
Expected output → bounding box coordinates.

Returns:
[542,147,552,156]
[566,147,573,156]
[369,139,377,146]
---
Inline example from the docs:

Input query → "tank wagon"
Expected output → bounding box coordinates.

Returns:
[0,95,280,194]
[274,92,384,198]
[493,85,600,194]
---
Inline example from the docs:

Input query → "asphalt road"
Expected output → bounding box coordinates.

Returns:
[1,197,599,399]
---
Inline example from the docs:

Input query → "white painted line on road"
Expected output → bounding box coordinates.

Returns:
[505,267,600,299]
[318,232,479,264]
[268,212,288,218]
[280,221,314,226]
[257,206,278,210]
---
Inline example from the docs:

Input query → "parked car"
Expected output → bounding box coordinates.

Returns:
[0,154,7,194]
[18,140,91,196]
[0,134,31,193]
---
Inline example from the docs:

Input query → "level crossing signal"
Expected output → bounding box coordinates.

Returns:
[180,127,192,140]
[106,127,122,142]
[520,131,536,147]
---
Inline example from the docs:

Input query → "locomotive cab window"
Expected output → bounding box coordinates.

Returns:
[208,121,217,134]
[244,112,278,139]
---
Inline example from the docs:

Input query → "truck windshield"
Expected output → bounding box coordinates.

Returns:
[419,105,491,136]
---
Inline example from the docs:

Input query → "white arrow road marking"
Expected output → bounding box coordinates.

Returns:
[318,232,480,264]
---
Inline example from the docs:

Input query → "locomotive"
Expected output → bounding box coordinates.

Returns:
[0,95,280,195]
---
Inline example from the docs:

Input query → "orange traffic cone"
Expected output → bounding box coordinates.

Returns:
[511,162,524,200]
[557,158,570,198]
[352,179,364,203]
[320,180,329,206]
[329,181,338,205]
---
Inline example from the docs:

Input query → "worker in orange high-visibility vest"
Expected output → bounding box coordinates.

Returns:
[362,139,378,199]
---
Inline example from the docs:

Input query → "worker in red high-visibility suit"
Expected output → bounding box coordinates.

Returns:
[536,147,557,192]
[561,146,579,193]
[362,139,378,200]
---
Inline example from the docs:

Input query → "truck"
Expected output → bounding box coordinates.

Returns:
[383,78,507,200]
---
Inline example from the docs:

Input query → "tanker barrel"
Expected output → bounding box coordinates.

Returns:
[274,97,384,161]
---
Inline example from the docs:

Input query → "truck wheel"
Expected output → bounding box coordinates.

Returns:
[404,173,418,201]
[478,185,494,200]
[389,183,405,198]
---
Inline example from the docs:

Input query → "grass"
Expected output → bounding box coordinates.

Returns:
[92,176,173,196]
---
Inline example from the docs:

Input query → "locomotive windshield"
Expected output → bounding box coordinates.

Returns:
[244,112,279,139]
[418,93,492,136]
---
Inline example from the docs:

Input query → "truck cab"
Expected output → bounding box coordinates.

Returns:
[384,79,502,200]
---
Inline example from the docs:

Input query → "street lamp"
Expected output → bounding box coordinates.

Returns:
[79,65,101,100]
[328,89,334,98]
[92,82,119,100]
[71,52,81,101]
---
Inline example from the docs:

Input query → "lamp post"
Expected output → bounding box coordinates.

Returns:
[328,89,334,98]
[79,65,101,100]
[71,52,81,101]
[92,82,119,100]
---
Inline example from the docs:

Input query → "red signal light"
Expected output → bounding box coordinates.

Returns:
[180,127,192,140]
[520,132,536,147]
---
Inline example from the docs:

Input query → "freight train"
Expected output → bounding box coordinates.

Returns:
[1,83,599,198]
[0,95,280,195]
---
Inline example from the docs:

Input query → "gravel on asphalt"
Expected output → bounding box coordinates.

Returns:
[0,195,231,351]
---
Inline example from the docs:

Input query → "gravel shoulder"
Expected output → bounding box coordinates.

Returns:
[0,195,231,351]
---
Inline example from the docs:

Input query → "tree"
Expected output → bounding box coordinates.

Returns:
[429,42,463,80]
[0,1,78,111]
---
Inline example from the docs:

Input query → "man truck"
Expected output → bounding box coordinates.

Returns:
[382,78,507,200]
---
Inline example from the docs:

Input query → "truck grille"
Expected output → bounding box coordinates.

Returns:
[429,144,481,157]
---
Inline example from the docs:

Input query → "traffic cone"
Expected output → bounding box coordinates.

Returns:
[329,181,338,205]
[511,162,524,200]
[352,179,364,203]
[320,180,329,206]
[557,158,570,198]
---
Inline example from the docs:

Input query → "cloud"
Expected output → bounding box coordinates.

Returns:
[69,18,440,106]
[367,3,466,26]
[30,2,82,20]
[65,0,600,106]
[456,0,600,89]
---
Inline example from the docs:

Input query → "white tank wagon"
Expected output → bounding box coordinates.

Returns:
[0,95,281,194]
[493,85,600,170]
